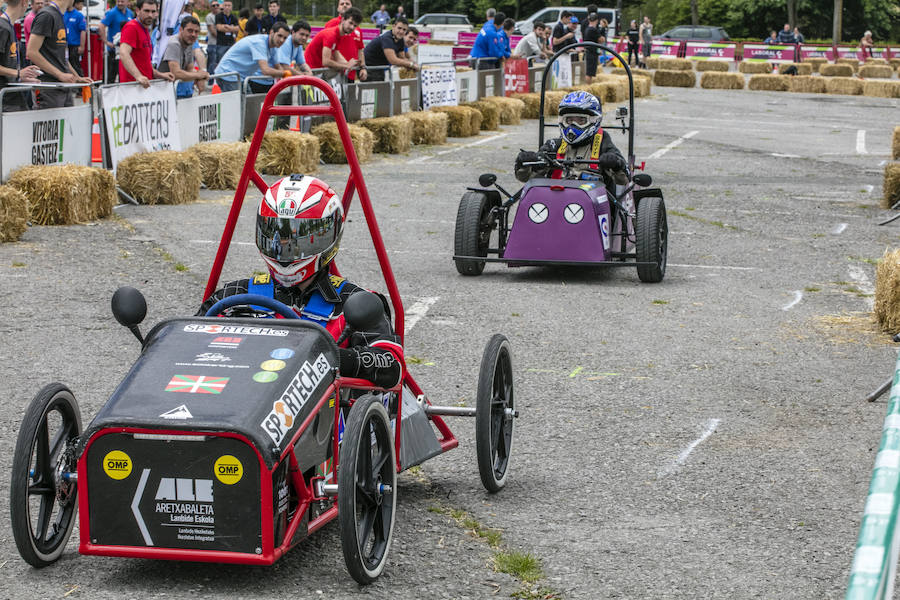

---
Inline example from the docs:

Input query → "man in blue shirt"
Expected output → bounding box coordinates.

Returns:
[371,3,389,29]
[469,12,505,69]
[215,21,288,92]
[99,0,133,82]
[276,20,312,75]
[64,0,86,76]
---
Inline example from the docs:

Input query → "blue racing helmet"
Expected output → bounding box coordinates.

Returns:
[558,91,602,145]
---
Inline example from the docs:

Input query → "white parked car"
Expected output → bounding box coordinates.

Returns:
[514,6,618,36]
[413,13,472,42]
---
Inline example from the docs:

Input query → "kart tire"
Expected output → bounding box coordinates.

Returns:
[476,334,515,493]
[454,191,491,276]
[636,196,668,283]
[338,394,397,585]
[10,383,81,568]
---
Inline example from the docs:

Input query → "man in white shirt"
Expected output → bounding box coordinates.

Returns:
[514,21,550,59]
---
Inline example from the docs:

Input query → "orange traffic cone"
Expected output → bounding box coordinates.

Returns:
[290,116,301,132]
[211,82,221,94]
[91,117,102,164]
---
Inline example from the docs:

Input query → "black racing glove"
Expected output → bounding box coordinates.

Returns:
[515,150,541,171]
[597,152,626,171]
[338,346,402,389]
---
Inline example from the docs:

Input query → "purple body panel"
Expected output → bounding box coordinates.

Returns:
[503,178,613,263]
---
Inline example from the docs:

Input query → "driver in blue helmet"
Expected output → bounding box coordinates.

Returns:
[197,174,403,389]
[515,90,628,188]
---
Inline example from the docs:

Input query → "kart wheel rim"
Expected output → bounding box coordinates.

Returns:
[658,211,668,271]
[490,347,514,480]
[354,413,394,571]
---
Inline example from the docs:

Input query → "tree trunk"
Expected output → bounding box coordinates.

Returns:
[690,0,699,26]
[786,0,797,29]
[832,0,842,43]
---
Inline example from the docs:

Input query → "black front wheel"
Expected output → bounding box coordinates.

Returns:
[10,383,82,567]
[636,196,668,283]
[338,394,397,584]
[454,191,493,276]
[476,334,515,493]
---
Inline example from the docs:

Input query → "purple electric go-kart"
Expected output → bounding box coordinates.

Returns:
[453,43,668,283]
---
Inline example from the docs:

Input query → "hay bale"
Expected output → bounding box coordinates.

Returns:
[700,72,744,90]
[0,185,28,242]
[255,131,319,176]
[116,151,201,205]
[868,58,888,65]
[429,106,482,137]
[542,91,569,115]
[398,67,417,79]
[790,76,827,94]
[405,111,448,145]
[820,63,854,77]
[739,61,773,74]
[588,80,628,102]
[836,57,859,71]
[863,80,900,98]
[479,96,524,125]
[893,127,900,160]
[652,70,696,88]
[511,92,542,119]
[455,66,473,72]
[883,163,900,209]
[825,76,863,95]
[890,58,900,70]
[874,247,900,332]
[694,61,729,72]
[859,64,894,79]
[188,141,251,189]
[462,101,501,130]
[310,122,374,164]
[659,58,692,71]
[748,74,791,91]
[792,63,813,75]
[610,67,652,79]
[645,56,660,70]
[805,58,828,72]
[358,116,414,154]
[9,165,115,223]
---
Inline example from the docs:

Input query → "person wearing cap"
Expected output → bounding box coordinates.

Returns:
[551,11,577,52]
[64,0,87,76]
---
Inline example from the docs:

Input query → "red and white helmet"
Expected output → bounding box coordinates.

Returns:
[256,174,344,287]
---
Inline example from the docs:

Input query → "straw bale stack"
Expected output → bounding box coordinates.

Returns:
[820,63,854,77]
[255,131,320,176]
[806,57,827,72]
[644,56,660,70]
[0,185,28,242]
[863,80,900,98]
[891,58,900,70]
[310,122,374,163]
[859,64,894,79]
[511,92,541,119]
[398,67,417,79]
[429,106,482,137]
[699,72,744,90]
[455,66,473,72]
[653,70,696,87]
[748,74,791,91]
[791,63,813,75]
[588,80,628,101]
[739,62,773,74]
[836,57,859,71]
[406,111,448,145]
[479,96,525,125]
[359,116,414,154]
[117,151,201,205]
[694,61,729,72]
[188,141,250,189]
[9,165,115,223]
[867,58,888,65]
[825,77,863,95]
[790,76,827,94]
[543,91,569,115]
[874,247,900,332]
[462,101,501,130]
[884,163,900,209]
[893,127,900,160]
[610,67,653,79]
[659,58,692,71]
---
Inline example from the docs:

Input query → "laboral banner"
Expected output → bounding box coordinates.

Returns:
[0,102,92,181]
[101,80,181,168]
[504,57,529,96]
[650,39,680,58]
[799,45,835,61]
[176,90,241,147]
[421,66,458,109]
[742,44,796,63]
[684,41,735,61]
[549,53,572,89]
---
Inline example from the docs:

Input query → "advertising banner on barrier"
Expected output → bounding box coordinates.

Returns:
[176,90,241,147]
[421,66,458,108]
[799,45,835,61]
[1,102,92,181]
[418,43,454,65]
[456,69,478,103]
[504,57,529,96]
[458,31,478,47]
[650,39,680,58]
[684,41,735,61]
[550,53,572,89]
[742,43,796,63]
[838,45,890,60]
[101,80,181,168]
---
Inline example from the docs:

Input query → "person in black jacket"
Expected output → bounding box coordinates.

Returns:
[625,19,639,66]
[583,12,600,83]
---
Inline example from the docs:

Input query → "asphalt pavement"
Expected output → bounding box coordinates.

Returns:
[0,85,898,599]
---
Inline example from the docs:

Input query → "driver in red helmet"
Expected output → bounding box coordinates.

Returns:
[198,174,403,389]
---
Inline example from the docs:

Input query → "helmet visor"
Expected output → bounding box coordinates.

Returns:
[559,114,599,128]
[256,212,341,263]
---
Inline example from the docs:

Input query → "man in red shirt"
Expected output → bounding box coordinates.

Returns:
[119,0,176,86]
[304,7,367,80]
[323,0,350,27]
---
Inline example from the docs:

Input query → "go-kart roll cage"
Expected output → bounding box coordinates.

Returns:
[538,43,635,170]
[201,76,459,466]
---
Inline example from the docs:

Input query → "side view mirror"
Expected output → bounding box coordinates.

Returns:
[478,173,497,188]
[112,286,147,345]
[633,173,652,187]
[343,291,385,333]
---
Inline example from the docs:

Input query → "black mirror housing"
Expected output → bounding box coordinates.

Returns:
[112,286,147,327]
[478,173,497,188]
[633,173,652,187]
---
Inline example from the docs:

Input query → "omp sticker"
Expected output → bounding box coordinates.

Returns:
[270,348,295,360]
[261,353,332,446]
[183,324,289,336]
[103,450,132,479]
[600,215,610,250]
[214,455,243,485]
[260,359,286,372]
[253,371,278,383]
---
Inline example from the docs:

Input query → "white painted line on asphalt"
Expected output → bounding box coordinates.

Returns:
[831,223,848,235]
[856,130,868,154]
[864,184,874,194]
[667,263,758,271]
[659,418,721,477]
[771,152,800,158]
[647,130,699,160]
[849,264,875,310]
[782,291,803,311]
[405,296,438,333]
[881,160,888,167]
[408,133,510,164]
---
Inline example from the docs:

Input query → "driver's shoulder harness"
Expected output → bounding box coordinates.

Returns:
[247,272,347,326]
[551,129,604,179]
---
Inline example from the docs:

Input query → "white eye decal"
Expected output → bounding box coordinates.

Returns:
[564,203,584,224]
[528,202,548,224]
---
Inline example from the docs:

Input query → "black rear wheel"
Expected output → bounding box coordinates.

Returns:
[454,192,492,276]
[10,383,81,567]
[476,334,515,493]
[338,394,397,584]
[636,196,668,283]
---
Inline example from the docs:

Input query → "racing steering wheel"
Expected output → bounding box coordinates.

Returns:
[204,293,300,320]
